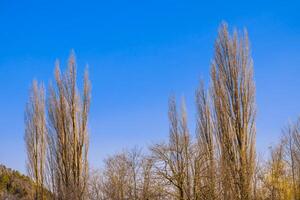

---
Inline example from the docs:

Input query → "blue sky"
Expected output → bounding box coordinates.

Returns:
[1,0,300,173]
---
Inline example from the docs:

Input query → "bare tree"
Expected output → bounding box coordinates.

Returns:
[102,152,129,200]
[282,119,300,200]
[195,82,217,200]
[151,97,193,200]
[291,119,300,200]
[21,23,267,200]
[25,80,47,200]
[140,156,165,200]
[211,23,256,200]
[88,169,105,200]
[100,148,165,200]
[47,52,90,200]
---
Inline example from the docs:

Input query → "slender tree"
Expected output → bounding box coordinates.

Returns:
[195,81,217,200]
[151,97,193,200]
[25,80,47,200]
[211,23,256,200]
[47,52,90,200]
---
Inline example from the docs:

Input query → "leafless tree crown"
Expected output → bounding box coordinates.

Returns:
[25,80,47,199]
[24,24,300,200]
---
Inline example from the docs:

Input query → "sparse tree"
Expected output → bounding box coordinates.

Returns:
[20,23,279,200]
[281,119,300,200]
[100,148,165,200]
[151,97,193,200]
[263,143,292,200]
[292,121,300,200]
[47,52,90,200]
[211,23,256,200]
[25,80,47,200]
[88,169,105,200]
[195,82,217,200]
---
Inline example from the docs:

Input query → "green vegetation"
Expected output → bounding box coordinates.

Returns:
[0,164,34,199]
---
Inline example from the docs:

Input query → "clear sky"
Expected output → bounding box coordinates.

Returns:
[1,0,300,173]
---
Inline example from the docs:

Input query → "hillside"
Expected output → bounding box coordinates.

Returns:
[0,164,34,200]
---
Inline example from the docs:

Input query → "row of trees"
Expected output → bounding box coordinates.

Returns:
[88,22,256,199]
[24,23,300,200]
[25,54,90,200]
[87,119,300,200]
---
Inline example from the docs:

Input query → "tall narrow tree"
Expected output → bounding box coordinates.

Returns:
[47,52,90,200]
[195,82,217,200]
[211,23,256,200]
[25,80,46,200]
